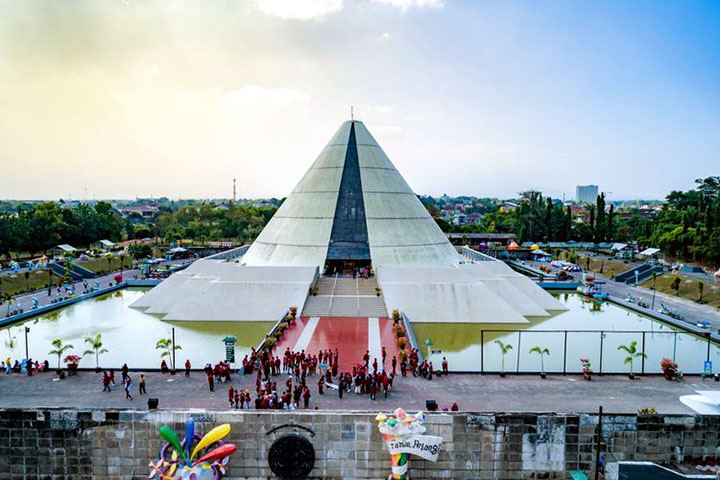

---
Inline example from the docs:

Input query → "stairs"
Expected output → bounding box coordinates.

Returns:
[302,276,388,317]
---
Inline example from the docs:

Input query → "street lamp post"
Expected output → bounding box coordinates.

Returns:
[651,272,658,310]
[171,327,176,373]
[24,326,29,360]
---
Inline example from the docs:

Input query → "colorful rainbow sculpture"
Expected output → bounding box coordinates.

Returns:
[149,420,237,480]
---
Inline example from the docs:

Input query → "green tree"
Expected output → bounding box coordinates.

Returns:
[617,340,646,377]
[83,334,108,369]
[156,338,182,370]
[529,346,550,374]
[670,276,681,296]
[494,340,513,374]
[698,281,704,303]
[1,293,13,316]
[48,338,73,370]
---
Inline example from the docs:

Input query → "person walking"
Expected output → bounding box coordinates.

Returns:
[139,374,147,395]
[207,373,214,392]
[185,359,191,377]
[302,387,311,409]
[121,363,129,383]
[442,357,449,376]
[228,385,235,408]
[124,376,133,400]
[102,371,111,392]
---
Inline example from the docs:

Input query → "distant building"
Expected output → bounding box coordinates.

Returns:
[575,185,598,204]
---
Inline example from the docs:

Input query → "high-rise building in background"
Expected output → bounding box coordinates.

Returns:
[576,184,598,204]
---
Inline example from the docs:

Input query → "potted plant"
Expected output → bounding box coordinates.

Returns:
[63,354,82,375]
[83,333,108,372]
[529,346,550,378]
[375,287,382,297]
[392,309,401,324]
[494,340,513,377]
[581,358,593,381]
[311,286,319,296]
[48,338,74,373]
[660,358,678,381]
[617,340,647,379]
[156,337,182,374]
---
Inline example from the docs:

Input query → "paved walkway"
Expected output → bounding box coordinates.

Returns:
[528,260,720,333]
[274,317,400,372]
[1,369,718,414]
[2,259,189,317]
[3,269,140,316]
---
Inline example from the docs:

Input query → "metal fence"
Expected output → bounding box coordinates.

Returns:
[474,329,718,375]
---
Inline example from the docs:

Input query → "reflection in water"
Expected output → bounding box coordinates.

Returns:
[412,293,717,374]
[0,288,272,368]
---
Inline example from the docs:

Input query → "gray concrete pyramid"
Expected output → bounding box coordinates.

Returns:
[241,120,460,268]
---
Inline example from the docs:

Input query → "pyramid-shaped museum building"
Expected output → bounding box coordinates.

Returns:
[133,120,564,325]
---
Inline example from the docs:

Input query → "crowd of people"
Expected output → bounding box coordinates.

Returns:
[2,357,49,375]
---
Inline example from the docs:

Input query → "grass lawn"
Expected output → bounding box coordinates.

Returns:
[639,273,720,309]
[77,256,131,274]
[0,270,64,297]
[576,255,633,279]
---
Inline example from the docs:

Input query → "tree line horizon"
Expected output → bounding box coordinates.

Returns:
[1,176,718,266]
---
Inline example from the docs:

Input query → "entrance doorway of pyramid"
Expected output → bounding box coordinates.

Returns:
[323,259,372,276]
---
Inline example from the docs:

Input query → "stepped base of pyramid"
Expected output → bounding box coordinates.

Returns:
[273,317,400,372]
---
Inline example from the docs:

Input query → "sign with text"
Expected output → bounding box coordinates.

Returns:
[385,435,443,462]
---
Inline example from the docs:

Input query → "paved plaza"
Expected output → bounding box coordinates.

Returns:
[1,369,718,414]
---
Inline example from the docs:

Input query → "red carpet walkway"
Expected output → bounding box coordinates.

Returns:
[273,317,400,372]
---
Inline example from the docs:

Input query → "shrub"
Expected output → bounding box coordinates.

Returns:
[395,327,406,338]
[265,338,276,348]
[397,337,407,350]
[399,350,408,361]
[392,309,401,322]
[637,407,658,415]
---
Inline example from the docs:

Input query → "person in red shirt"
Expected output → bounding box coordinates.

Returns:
[381,346,387,365]
[185,359,191,377]
[372,358,378,374]
[302,387,311,408]
[442,357,449,376]
[363,350,370,367]
[228,385,235,408]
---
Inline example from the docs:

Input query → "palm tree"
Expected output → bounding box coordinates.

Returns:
[494,339,513,376]
[699,281,704,303]
[156,338,182,371]
[24,271,30,291]
[529,346,550,377]
[617,340,647,379]
[2,293,13,316]
[83,334,108,370]
[48,338,73,370]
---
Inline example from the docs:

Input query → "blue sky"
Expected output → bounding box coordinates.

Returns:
[0,0,718,200]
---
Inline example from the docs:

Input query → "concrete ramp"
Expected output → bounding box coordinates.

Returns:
[377,263,565,323]
[132,260,316,322]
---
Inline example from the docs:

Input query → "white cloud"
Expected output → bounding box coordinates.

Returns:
[358,104,394,115]
[252,0,343,20]
[373,125,403,135]
[222,86,311,109]
[371,0,444,11]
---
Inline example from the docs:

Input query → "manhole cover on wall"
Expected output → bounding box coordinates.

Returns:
[268,433,315,479]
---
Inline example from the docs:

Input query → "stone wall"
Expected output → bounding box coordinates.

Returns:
[1,409,719,479]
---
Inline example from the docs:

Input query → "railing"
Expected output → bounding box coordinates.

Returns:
[256,309,290,353]
[467,328,719,375]
[327,273,338,315]
[203,244,250,261]
[460,246,497,263]
[400,311,423,363]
